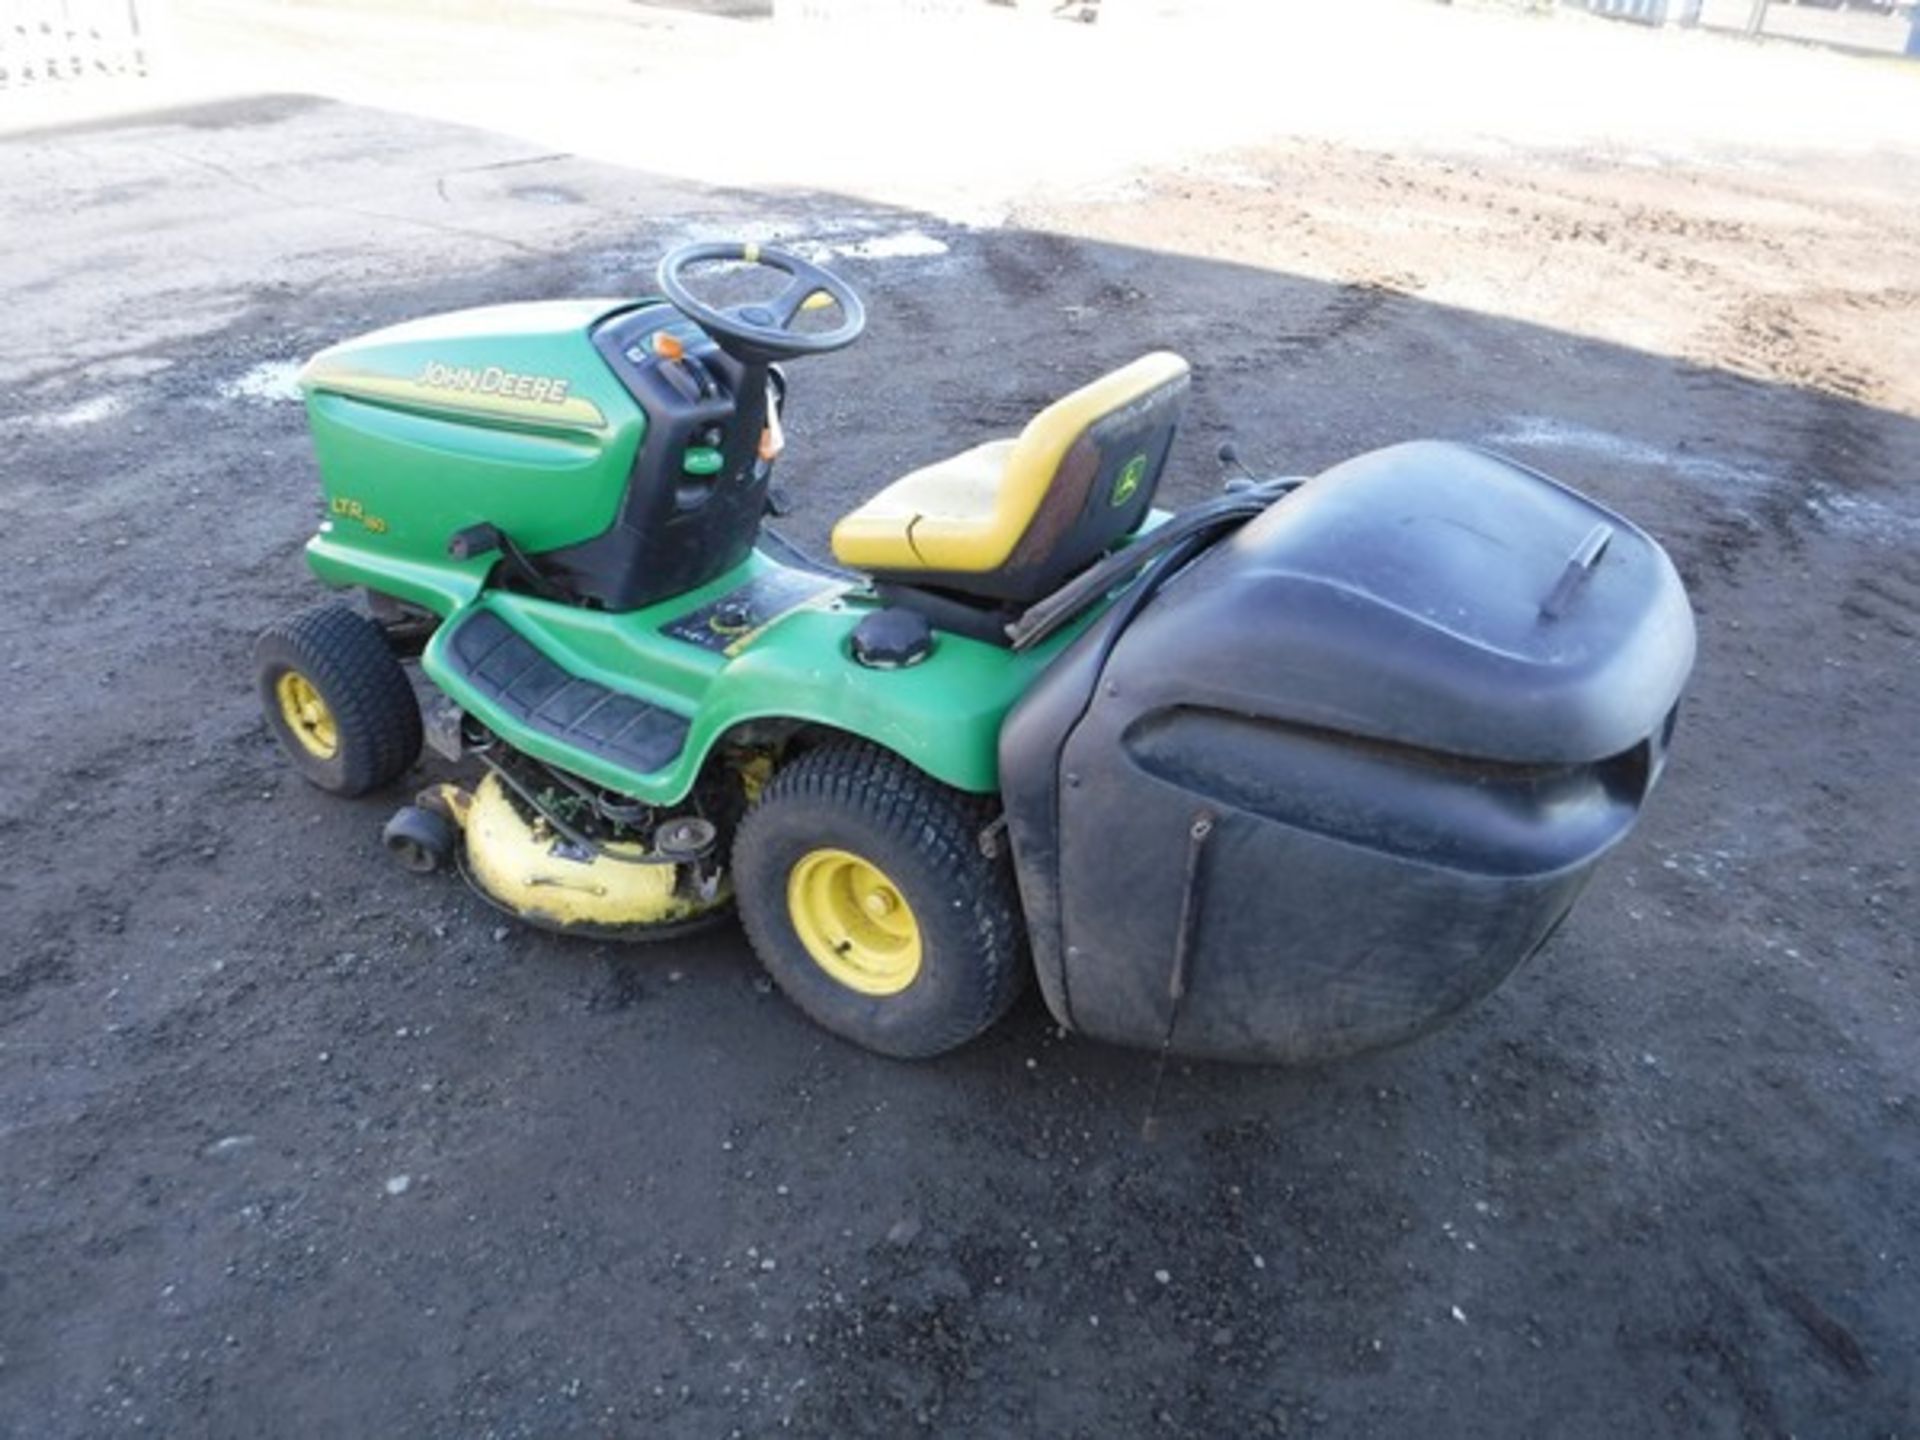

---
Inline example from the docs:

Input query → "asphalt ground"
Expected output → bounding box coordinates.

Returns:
[1,71,1917,1438]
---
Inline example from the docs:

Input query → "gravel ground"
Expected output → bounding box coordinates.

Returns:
[1,78,1917,1438]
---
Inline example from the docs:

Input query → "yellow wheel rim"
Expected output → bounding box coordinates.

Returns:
[275,670,339,760]
[787,848,923,996]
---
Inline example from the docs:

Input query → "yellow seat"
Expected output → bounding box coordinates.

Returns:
[831,351,1191,603]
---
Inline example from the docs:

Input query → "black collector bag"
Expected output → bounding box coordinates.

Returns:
[1000,441,1695,1064]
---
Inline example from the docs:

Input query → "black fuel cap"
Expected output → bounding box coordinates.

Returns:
[851,607,933,670]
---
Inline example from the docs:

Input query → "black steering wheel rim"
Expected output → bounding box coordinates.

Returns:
[656,241,866,364]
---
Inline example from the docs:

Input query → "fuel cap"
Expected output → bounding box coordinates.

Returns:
[851,608,933,670]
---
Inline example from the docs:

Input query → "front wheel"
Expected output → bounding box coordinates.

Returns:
[733,740,1029,1059]
[256,602,422,796]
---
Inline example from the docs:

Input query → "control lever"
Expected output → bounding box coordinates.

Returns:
[1218,441,1308,497]
[1218,441,1264,492]
[445,521,568,602]
[446,522,502,561]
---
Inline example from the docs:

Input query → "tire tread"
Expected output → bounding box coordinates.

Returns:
[735,740,1027,1058]
[256,602,422,795]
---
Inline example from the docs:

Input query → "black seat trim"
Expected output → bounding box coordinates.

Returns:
[871,581,1018,646]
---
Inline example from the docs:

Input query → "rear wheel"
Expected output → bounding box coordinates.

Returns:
[256,602,422,796]
[733,740,1028,1059]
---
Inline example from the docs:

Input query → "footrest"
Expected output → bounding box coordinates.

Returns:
[443,610,689,776]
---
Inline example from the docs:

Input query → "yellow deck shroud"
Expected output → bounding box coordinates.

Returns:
[455,775,728,933]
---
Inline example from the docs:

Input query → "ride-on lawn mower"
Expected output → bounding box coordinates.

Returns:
[257,241,1695,1062]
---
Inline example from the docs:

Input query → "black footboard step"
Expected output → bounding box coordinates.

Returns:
[444,610,689,776]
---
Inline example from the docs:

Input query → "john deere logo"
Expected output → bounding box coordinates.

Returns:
[1110,454,1147,507]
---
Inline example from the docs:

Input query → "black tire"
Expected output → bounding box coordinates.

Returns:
[733,740,1029,1059]
[382,804,455,874]
[256,602,422,797]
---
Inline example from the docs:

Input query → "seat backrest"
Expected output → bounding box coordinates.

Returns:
[962,351,1191,602]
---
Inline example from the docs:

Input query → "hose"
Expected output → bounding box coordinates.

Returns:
[478,753,683,868]
[1005,483,1292,650]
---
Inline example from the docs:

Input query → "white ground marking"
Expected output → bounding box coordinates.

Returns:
[652,218,958,269]
[1483,415,1774,491]
[1483,414,1920,542]
[821,229,950,261]
[37,395,126,429]
[220,359,305,404]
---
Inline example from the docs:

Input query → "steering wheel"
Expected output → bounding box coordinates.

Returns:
[656,241,866,365]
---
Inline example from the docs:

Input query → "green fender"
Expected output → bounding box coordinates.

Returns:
[673,593,1076,798]
[310,542,1081,803]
